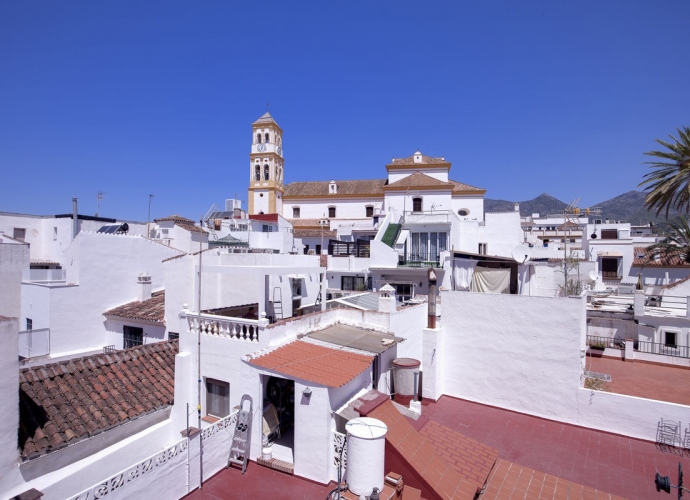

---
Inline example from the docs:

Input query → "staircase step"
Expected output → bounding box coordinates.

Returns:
[257,456,294,475]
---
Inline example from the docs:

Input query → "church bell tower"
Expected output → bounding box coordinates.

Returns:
[248,111,284,215]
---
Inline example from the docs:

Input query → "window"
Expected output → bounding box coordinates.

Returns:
[265,132,270,143]
[53,227,57,241]
[206,379,230,418]
[395,284,412,302]
[342,276,367,291]
[439,232,447,252]
[26,318,32,331]
[328,207,336,218]
[13,228,26,241]
[293,207,300,218]
[457,208,470,216]
[264,164,269,180]
[365,206,374,218]
[256,133,262,143]
[291,278,302,297]
[303,245,309,255]
[315,244,321,255]
[601,229,618,240]
[262,224,273,233]
[123,326,144,349]
[478,243,488,255]
[664,331,677,348]
[168,332,179,341]
[412,198,422,212]
[255,165,260,181]
[601,257,619,278]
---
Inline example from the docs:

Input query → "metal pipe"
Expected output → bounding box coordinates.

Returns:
[197,218,203,488]
[413,371,419,402]
[72,197,78,239]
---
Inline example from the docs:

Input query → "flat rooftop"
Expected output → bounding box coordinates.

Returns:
[187,395,689,499]
[586,355,690,406]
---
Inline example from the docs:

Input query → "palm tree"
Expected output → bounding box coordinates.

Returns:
[638,126,690,217]
[644,216,690,265]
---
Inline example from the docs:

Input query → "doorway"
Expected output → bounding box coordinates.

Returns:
[263,376,295,463]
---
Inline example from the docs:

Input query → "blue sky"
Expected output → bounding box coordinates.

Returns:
[1,1,689,221]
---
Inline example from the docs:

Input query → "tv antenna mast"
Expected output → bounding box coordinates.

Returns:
[96,192,106,217]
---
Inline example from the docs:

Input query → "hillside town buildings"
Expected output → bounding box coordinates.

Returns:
[0,111,688,500]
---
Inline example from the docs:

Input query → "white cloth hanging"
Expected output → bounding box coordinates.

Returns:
[453,259,479,290]
[471,267,511,294]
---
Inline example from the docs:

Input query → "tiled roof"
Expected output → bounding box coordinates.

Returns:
[288,218,325,228]
[294,229,336,238]
[103,290,166,324]
[253,111,279,126]
[449,179,486,194]
[632,246,690,267]
[364,397,480,499]
[661,274,690,289]
[249,213,279,222]
[154,214,195,224]
[283,179,387,197]
[19,341,177,460]
[480,459,627,500]
[419,420,499,487]
[30,259,61,265]
[383,172,454,190]
[390,153,448,166]
[248,340,373,387]
[176,222,208,234]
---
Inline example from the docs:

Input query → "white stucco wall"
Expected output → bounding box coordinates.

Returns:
[0,241,30,318]
[284,197,384,221]
[0,317,20,496]
[480,211,524,258]
[451,195,484,222]
[104,318,167,349]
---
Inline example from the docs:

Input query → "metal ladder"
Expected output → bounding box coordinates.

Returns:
[272,287,283,321]
[227,394,253,474]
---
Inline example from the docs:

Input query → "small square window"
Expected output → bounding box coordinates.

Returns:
[206,378,230,418]
[328,207,336,218]
[664,331,677,348]
[293,207,300,218]
[365,206,373,218]
[26,318,33,331]
[13,228,26,242]
[168,332,179,341]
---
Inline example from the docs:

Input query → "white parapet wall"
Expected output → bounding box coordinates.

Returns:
[440,290,688,442]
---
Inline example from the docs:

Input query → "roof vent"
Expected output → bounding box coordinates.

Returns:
[137,272,151,283]
[380,283,395,297]
[413,151,422,163]
[329,180,337,194]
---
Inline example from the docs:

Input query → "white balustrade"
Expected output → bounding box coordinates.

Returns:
[184,312,261,342]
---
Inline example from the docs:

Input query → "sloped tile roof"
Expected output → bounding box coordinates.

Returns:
[154,214,195,224]
[390,153,448,166]
[632,246,690,267]
[249,213,279,222]
[103,290,165,324]
[176,222,208,234]
[19,341,177,460]
[383,172,455,190]
[294,229,336,238]
[253,111,279,126]
[448,179,486,194]
[248,340,373,387]
[364,397,480,499]
[480,459,627,500]
[283,179,387,197]
[288,218,325,228]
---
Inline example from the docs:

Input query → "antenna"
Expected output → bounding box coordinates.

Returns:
[96,192,105,217]
[511,245,531,264]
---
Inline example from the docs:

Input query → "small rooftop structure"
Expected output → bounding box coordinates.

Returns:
[306,324,401,354]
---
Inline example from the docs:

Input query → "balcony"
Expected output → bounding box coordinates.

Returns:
[398,251,441,268]
[183,311,262,342]
[22,269,66,282]
[403,211,451,225]
[328,239,370,258]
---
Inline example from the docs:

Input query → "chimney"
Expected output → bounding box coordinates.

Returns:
[427,268,437,328]
[378,284,396,313]
[137,272,152,301]
[514,203,520,212]
[72,197,79,239]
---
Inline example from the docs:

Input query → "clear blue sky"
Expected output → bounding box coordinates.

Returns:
[1,1,689,221]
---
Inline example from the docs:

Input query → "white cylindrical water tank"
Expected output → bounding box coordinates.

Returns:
[345,417,388,496]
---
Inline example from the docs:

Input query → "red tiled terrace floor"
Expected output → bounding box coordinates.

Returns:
[422,396,690,500]
[586,355,690,406]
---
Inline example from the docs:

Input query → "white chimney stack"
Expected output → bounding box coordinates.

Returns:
[378,284,396,313]
[137,272,152,302]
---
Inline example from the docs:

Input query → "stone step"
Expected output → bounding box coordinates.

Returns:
[256,456,294,475]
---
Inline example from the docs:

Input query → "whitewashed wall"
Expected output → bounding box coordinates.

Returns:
[0,318,20,496]
[450,195,484,221]
[387,167,449,183]
[104,318,167,349]
[385,190,453,217]
[0,241,30,318]
[283,197,384,221]
[480,211,524,258]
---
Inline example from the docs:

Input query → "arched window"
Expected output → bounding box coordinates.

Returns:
[328,206,336,218]
[265,132,270,143]
[264,164,270,180]
[412,197,423,212]
[254,165,260,181]
[256,133,261,144]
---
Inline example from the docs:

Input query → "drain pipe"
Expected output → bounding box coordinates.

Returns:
[197,218,204,489]
[72,197,79,239]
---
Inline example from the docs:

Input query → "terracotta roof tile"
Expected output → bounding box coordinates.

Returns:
[449,179,486,194]
[103,290,165,324]
[480,459,628,500]
[18,341,177,460]
[176,222,207,234]
[382,172,454,190]
[294,229,336,238]
[389,154,449,166]
[154,214,195,224]
[632,246,690,267]
[249,213,280,222]
[283,179,387,197]
[248,340,373,387]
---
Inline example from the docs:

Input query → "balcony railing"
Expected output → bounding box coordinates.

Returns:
[184,312,261,342]
[18,328,50,358]
[602,271,621,279]
[399,251,441,268]
[404,211,451,224]
[328,239,370,258]
[587,335,689,359]
[22,269,65,282]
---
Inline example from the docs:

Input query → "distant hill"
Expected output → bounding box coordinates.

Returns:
[485,190,686,226]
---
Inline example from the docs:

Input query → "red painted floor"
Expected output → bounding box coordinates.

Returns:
[185,464,334,500]
[421,396,690,500]
[586,355,690,406]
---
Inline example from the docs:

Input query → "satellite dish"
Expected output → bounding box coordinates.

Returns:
[511,245,531,264]
[589,270,599,281]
